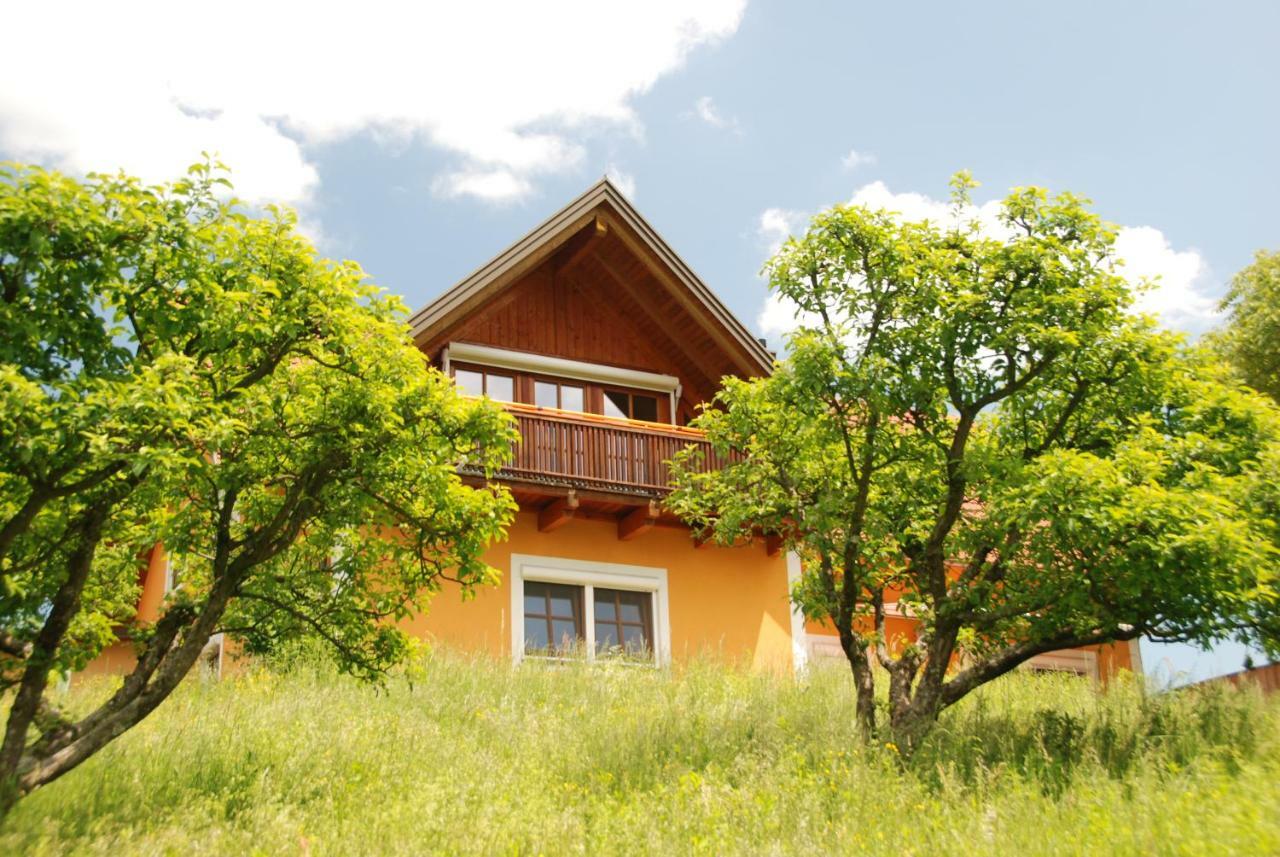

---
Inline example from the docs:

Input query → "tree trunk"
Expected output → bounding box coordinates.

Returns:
[889,704,941,751]
[841,633,877,738]
[0,507,107,815]
[886,623,957,752]
[0,568,238,821]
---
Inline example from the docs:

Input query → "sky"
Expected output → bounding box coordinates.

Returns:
[3,0,1277,683]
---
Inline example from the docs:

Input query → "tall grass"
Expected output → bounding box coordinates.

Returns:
[3,650,1277,855]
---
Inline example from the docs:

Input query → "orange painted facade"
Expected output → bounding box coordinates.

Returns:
[405,510,797,672]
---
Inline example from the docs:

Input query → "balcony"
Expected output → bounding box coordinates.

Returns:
[502,402,723,496]
[465,402,724,500]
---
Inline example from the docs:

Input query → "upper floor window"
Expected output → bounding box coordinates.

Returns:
[603,389,659,422]
[534,379,585,412]
[452,360,668,422]
[454,367,515,402]
[445,344,679,425]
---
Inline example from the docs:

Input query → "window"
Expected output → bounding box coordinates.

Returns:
[451,357,668,422]
[454,367,514,402]
[512,554,670,665]
[593,587,652,656]
[603,389,659,422]
[534,379,585,412]
[522,581,583,654]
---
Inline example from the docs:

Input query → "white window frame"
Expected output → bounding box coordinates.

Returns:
[510,553,671,666]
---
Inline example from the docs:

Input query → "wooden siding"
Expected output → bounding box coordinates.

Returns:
[420,226,752,418]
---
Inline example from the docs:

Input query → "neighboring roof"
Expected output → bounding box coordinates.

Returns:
[408,177,774,377]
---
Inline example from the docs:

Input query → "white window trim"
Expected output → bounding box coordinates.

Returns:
[510,553,671,666]
[445,341,683,423]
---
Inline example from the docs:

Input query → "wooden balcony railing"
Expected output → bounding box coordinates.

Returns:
[476,402,727,497]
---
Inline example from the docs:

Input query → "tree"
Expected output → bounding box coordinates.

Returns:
[1211,249,1280,404]
[0,162,517,813]
[668,174,1280,746]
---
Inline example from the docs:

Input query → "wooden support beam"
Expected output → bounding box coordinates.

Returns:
[553,216,608,275]
[618,500,659,541]
[692,533,711,549]
[537,491,579,532]
[764,534,783,557]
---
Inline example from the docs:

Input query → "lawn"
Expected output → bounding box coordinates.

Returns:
[3,650,1277,856]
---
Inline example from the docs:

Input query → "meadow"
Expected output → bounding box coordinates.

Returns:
[2,650,1277,856]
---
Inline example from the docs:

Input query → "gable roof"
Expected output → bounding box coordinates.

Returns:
[408,178,774,378]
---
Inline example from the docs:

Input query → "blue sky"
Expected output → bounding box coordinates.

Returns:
[3,1,1277,681]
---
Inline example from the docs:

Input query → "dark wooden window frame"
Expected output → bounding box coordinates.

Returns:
[529,373,587,413]
[592,586,654,656]
[452,361,670,423]
[453,365,516,402]
[522,580,584,654]
[601,386,662,423]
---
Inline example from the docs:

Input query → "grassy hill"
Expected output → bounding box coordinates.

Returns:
[3,651,1277,855]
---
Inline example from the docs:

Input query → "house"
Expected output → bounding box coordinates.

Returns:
[82,178,1140,679]
[401,178,803,671]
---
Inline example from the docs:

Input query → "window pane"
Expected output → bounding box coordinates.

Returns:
[547,584,578,619]
[603,390,629,419]
[551,619,580,650]
[594,591,616,622]
[596,629,618,653]
[622,624,649,653]
[617,592,645,624]
[486,373,514,402]
[524,620,549,652]
[455,369,484,396]
[632,394,658,422]
[560,385,584,412]
[534,381,558,408]
[524,588,547,617]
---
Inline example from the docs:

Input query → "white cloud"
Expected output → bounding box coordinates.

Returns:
[848,181,1013,238]
[1112,226,1218,332]
[691,95,741,132]
[840,149,877,171]
[0,1,746,205]
[756,181,1219,339]
[756,208,818,340]
[605,164,637,198]
[431,169,532,204]
[757,207,808,255]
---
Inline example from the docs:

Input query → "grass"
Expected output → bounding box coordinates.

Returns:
[2,649,1278,856]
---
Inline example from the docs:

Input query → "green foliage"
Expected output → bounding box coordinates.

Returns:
[0,161,517,802]
[1,655,1277,855]
[1210,248,1280,403]
[668,174,1280,740]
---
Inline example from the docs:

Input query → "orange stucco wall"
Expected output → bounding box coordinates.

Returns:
[403,510,797,672]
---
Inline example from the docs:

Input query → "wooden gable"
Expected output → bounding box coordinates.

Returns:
[411,179,773,414]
